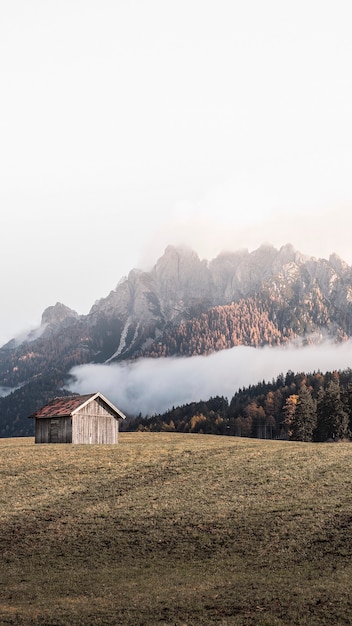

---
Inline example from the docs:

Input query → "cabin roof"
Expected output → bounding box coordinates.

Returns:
[28,392,126,420]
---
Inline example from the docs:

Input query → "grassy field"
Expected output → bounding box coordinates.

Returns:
[1,433,352,625]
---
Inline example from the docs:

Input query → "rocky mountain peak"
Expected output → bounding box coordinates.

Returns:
[277,243,306,264]
[152,245,210,316]
[41,302,78,326]
[328,253,351,277]
[154,245,203,276]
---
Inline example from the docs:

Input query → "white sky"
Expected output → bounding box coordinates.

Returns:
[1,0,352,345]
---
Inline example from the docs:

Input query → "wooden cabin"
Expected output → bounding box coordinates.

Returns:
[28,392,126,444]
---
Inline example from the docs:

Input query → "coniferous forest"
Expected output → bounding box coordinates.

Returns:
[127,368,352,443]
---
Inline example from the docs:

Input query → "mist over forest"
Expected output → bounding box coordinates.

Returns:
[69,339,352,417]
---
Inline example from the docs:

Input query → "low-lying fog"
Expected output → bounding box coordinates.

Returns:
[0,386,17,398]
[68,340,352,416]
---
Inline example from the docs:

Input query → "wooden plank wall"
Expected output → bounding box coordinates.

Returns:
[35,417,72,444]
[72,398,119,444]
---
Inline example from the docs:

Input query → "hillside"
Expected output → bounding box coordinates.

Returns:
[1,242,352,436]
[2,433,352,625]
[129,367,352,442]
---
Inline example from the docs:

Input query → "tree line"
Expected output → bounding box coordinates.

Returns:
[127,368,352,442]
[139,297,295,358]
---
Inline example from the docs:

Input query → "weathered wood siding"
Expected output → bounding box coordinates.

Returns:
[35,416,72,444]
[72,397,119,444]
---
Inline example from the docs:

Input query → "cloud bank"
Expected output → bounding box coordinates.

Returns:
[68,341,352,416]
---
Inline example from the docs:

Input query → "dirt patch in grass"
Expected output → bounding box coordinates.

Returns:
[1,434,352,624]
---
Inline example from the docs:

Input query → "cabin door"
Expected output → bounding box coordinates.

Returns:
[49,419,59,443]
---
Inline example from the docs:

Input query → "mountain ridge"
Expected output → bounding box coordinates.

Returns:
[1,242,352,436]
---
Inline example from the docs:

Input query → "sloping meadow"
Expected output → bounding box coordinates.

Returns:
[1,434,352,625]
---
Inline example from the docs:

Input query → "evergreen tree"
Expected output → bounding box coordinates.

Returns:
[315,381,350,441]
[282,394,298,439]
[291,386,316,442]
[341,381,352,423]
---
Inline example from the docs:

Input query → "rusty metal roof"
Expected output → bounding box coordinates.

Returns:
[28,392,126,419]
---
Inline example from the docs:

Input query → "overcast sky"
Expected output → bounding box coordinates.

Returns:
[1,0,352,345]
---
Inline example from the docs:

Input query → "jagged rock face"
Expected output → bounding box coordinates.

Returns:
[208,249,249,301]
[88,269,166,359]
[84,243,352,359]
[90,246,212,336]
[328,253,352,278]
[41,302,79,327]
[91,243,312,330]
[91,243,286,340]
[2,242,352,375]
[152,245,211,317]
[208,243,305,302]
[127,269,164,321]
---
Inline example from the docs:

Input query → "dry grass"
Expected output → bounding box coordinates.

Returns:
[1,433,352,625]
